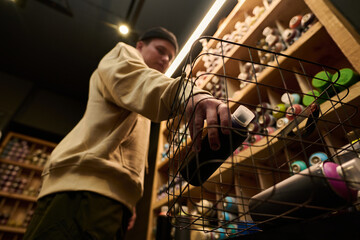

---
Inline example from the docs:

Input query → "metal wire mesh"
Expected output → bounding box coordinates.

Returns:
[165,36,360,238]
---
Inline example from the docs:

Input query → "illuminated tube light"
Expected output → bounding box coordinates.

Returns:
[165,0,227,77]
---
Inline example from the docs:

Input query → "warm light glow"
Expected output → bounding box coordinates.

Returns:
[119,24,129,35]
[165,0,227,77]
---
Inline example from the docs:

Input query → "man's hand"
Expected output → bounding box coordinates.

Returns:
[185,94,231,152]
[127,207,136,231]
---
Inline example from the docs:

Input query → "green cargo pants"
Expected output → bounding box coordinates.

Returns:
[23,191,132,240]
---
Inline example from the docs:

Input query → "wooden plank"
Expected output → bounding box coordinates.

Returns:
[0,225,26,234]
[304,0,360,72]
[146,122,165,240]
[0,191,37,203]
[318,80,360,121]
[7,132,57,148]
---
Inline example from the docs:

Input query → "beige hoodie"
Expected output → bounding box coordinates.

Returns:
[38,42,208,211]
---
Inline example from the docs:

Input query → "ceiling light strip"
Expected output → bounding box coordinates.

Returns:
[165,0,227,77]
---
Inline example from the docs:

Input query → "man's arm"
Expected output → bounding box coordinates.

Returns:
[97,43,209,122]
[98,43,231,149]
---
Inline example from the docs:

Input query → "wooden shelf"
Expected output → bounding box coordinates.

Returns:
[0,158,44,172]
[157,136,193,172]
[215,80,360,175]
[156,159,168,171]
[147,0,360,239]
[161,5,332,172]
[228,21,325,109]
[155,81,360,210]
[0,132,55,237]
[206,0,266,49]
[154,29,360,214]
[153,184,205,210]
[153,196,168,210]
[0,225,26,234]
[193,0,310,77]
[318,81,360,122]
[0,191,37,202]
[153,192,186,210]
[1,132,57,149]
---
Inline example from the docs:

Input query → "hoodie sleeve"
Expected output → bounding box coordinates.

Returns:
[97,42,209,122]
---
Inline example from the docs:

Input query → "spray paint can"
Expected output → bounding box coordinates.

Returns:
[219,211,238,223]
[223,196,238,213]
[276,117,289,128]
[174,206,190,240]
[258,113,276,127]
[301,13,316,32]
[290,160,307,174]
[196,199,216,218]
[272,103,286,119]
[180,105,255,186]
[237,221,261,235]
[256,102,272,115]
[309,152,328,166]
[249,161,357,228]
[285,104,304,121]
[156,206,172,240]
[247,122,260,133]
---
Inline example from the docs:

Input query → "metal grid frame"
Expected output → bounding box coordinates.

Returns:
[164,36,360,239]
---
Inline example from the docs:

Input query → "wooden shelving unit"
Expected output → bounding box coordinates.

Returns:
[147,0,360,239]
[0,132,57,239]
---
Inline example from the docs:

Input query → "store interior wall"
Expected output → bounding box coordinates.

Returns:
[12,88,85,138]
[0,72,33,132]
[0,71,85,142]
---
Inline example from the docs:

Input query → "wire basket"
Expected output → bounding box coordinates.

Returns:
[165,36,360,239]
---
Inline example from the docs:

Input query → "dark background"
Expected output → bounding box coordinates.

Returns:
[0,0,237,105]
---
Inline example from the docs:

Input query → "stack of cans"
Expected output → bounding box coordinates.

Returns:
[0,163,28,194]
[0,138,30,163]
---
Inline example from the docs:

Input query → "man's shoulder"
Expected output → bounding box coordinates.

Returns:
[115,42,142,60]
[115,42,136,52]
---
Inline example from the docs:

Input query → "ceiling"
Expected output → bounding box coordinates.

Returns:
[0,0,237,103]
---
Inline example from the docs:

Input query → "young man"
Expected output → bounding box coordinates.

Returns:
[24,27,231,239]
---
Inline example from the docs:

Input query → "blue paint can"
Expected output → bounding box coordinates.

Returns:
[309,152,328,166]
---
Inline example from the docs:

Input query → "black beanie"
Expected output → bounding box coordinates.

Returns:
[138,27,178,53]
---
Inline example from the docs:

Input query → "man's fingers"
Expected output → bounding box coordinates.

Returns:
[193,110,205,152]
[127,207,136,230]
[188,117,194,140]
[218,103,231,135]
[206,105,220,151]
